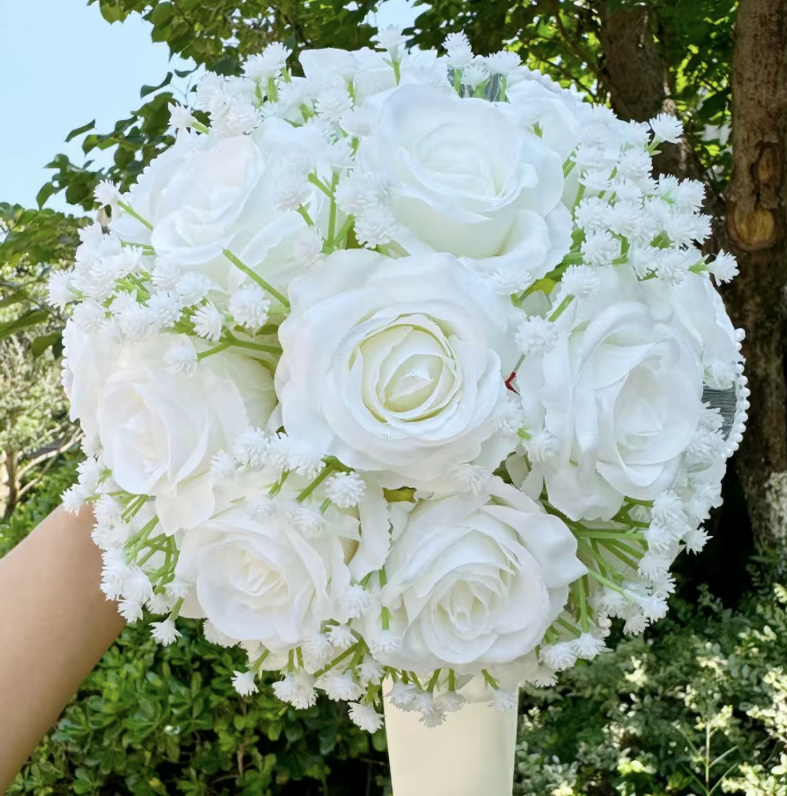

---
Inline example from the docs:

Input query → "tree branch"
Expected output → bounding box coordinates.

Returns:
[722,0,787,544]
[16,430,81,482]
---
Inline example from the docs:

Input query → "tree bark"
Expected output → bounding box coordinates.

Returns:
[597,4,665,122]
[723,0,787,545]
[596,2,698,179]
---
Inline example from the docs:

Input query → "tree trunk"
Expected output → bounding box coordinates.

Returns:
[724,0,787,545]
[596,2,698,179]
[597,4,665,121]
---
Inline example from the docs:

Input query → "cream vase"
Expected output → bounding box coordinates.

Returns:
[383,693,519,796]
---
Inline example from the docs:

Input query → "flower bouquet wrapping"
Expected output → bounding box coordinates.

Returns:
[52,26,747,755]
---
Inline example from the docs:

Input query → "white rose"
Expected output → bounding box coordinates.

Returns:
[300,47,397,103]
[62,319,119,444]
[646,272,741,389]
[175,470,391,649]
[275,250,519,489]
[110,130,199,246]
[354,83,572,279]
[520,268,704,520]
[112,121,320,294]
[176,503,353,649]
[364,478,586,672]
[504,79,582,160]
[95,335,276,531]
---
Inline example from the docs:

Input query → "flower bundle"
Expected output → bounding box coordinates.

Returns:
[52,28,748,730]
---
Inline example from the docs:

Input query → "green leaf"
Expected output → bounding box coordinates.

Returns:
[31,332,62,358]
[149,2,175,27]
[0,290,29,309]
[371,728,388,752]
[140,72,173,98]
[66,119,96,143]
[0,309,50,340]
[35,181,57,209]
[98,1,128,23]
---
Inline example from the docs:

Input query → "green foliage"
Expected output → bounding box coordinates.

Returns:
[89,0,379,69]
[512,582,787,796]
[0,204,80,517]
[11,623,390,796]
[0,203,81,337]
[2,462,390,796]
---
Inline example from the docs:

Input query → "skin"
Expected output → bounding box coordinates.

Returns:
[0,506,125,791]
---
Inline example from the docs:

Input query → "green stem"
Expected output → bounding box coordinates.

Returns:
[576,576,591,632]
[549,294,575,322]
[586,568,625,593]
[331,214,354,250]
[268,470,290,497]
[327,173,339,245]
[251,649,271,672]
[308,174,334,199]
[118,201,153,230]
[222,249,290,308]
[197,342,231,360]
[169,597,185,620]
[591,539,610,578]
[129,276,151,299]
[572,183,586,210]
[481,669,499,690]
[122,494,148,523]
[126,515,159,557]
[296,461,336,502]
[136,537,170,566]
[557,617,582,637]
[572,529,646,541]
[313,644,359,679]
[224,334,282,355]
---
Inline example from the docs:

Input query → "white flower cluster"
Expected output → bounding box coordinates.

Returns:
[53,28,747,732]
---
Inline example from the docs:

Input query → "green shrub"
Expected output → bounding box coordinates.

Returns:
[513,582,787,796]
[11,621,390,796]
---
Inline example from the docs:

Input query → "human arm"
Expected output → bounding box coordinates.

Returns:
[0,506,125,791]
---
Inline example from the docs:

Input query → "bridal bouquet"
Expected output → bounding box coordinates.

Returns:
[52,28,748,731]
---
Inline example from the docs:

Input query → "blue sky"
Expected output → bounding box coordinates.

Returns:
[0,0,418,213]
